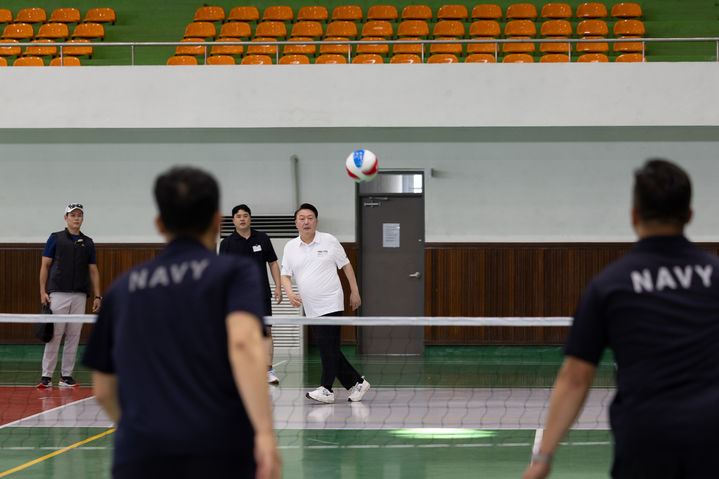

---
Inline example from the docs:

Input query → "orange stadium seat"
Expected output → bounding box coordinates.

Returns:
[394,20,428,55]
[431,20,464,56]
[175,38,206,56]
[320,36,351,56]
[576,3,608,19]
[325,20,358,38]
[0,57,9,66]
[183,22,215,39]
[206,54,235,65]
[84,8,116,25]
[315,53,347,63]
[15,8,46,24]
[255,21,287,39]
[13,55,44,66]
[219,22,252,39]
[577,52,609,62]
[228,6,260,23]
[49,8,81,24]
[361,20,394,37]
[539,20,572,54]
[615,52,645,62]
[367,5,399,22]
[539,53,569,62]
[23,39,58,57]
[194,6,225,23]
[427,53,458,63]
[357,36,389,55]
[576,19,609,53]
[437,5,469,21]
[279,54,310,64]
[541,3,572,19]
[502,53,533,62]
[72,23,105,40]
[283,37,317,56]
[37,23,70,40]
[471,4,502,20]
[291,21,324,38]
[331,5,363,22]
[210,38,245,56]
[352,53,383,63]
[0,39,21,57]
[611,2,642,18]
[465,53,496,62]
[0,9,12,24]
[166,55,198,65]
[297,6,329,22]
[506,3,538,20]
[401,5,432,21]
[246,38,279,56]
[241,54,273,64]
[49,56,81,66]
[62,39,93,57]
[467,20,500,55]
[3,23,34,40]
[613,19,645,53]
[503,19,536,54]
[262,6,294,22]
[390,53,422,63]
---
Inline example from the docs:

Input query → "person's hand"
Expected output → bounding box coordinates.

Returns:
[288,292,302,308]
[40,292,50,305]
[522,461,551,479]
[92,297,101,313]
[273,287,283,304]
[349,291,361,311]
[254,432,281,479]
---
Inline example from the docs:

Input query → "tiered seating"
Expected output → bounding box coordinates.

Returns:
[0,7,115,66]
[168,3,647,65]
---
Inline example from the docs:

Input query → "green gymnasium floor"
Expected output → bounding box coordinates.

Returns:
[0,0,718,64]
[0,345,616,478]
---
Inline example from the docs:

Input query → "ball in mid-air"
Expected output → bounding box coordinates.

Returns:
[346,149,379,183]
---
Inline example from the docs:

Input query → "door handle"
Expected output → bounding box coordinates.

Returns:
[409,272,422,278]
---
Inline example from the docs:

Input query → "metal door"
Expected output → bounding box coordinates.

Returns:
[357,172,424,355]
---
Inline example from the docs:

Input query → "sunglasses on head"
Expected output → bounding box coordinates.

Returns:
[67,203,83,209]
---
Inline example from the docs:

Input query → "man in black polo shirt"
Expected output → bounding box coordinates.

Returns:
[219,204,283,384]
[524,159,719,479]
[82,167,281,479]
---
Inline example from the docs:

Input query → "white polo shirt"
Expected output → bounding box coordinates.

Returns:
[281,231,350,318]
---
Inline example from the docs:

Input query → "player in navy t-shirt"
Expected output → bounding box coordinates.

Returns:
[82,167,281,479]
[524,159,719,479]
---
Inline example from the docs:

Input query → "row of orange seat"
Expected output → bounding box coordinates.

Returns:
[0,55,81,66]
[192,3,641,24]
[0,7,116,25]
[167,51,645,65]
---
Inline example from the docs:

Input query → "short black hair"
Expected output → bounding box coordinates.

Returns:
[294,203,318,219]
[154,166,219,236]
[633,159,691,226]
[232,204,251,216]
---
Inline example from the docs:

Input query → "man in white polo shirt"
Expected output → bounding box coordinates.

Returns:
[281,203,370,404]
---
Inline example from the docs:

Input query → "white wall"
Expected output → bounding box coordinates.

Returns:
[0,65,718,243]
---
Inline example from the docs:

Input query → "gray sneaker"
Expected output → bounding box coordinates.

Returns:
[348,377,370,402]
[59,376,78,387]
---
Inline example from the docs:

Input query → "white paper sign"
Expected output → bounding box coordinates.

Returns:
[383,223,400,248]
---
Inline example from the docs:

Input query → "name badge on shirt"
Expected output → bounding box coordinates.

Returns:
[317,249,328,257]
[253,244,262,253]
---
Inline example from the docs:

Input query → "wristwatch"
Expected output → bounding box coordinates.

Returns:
[95,296,103,300]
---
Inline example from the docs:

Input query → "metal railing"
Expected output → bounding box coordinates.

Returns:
[2,37,718,65]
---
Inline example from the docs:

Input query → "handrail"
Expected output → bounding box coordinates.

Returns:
[2,37,718,64]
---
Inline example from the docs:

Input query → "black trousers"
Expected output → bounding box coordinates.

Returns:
[114,454,255,478]
[312,311,362,391]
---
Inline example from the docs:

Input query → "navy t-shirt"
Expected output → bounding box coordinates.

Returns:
[82,238,265,468]
[565,235,719,447]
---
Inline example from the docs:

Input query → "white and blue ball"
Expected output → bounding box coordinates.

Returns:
[345,149,379,183]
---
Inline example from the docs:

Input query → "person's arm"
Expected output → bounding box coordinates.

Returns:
[89,264,101,312]
[92,371,120,424]
[340,263,361,311]
[39,257,52,305]
[522,356,597,479]
[269,261,282,304]
[281,275,301,308]
[226,311,282,479]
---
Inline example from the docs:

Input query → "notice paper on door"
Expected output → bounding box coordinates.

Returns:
[382,223,400,248]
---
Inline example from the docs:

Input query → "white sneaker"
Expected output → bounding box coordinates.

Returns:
[348,377,370,402]
[306,386,335,404]
[267,369,279,384]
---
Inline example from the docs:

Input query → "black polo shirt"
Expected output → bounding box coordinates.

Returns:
[82,237,265,470]
[219,228,277,312]
[565,235,719,449]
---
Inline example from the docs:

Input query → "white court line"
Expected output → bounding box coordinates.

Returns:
[0,396,97,430]
[271,359,289,368]
[532,428,544,453]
